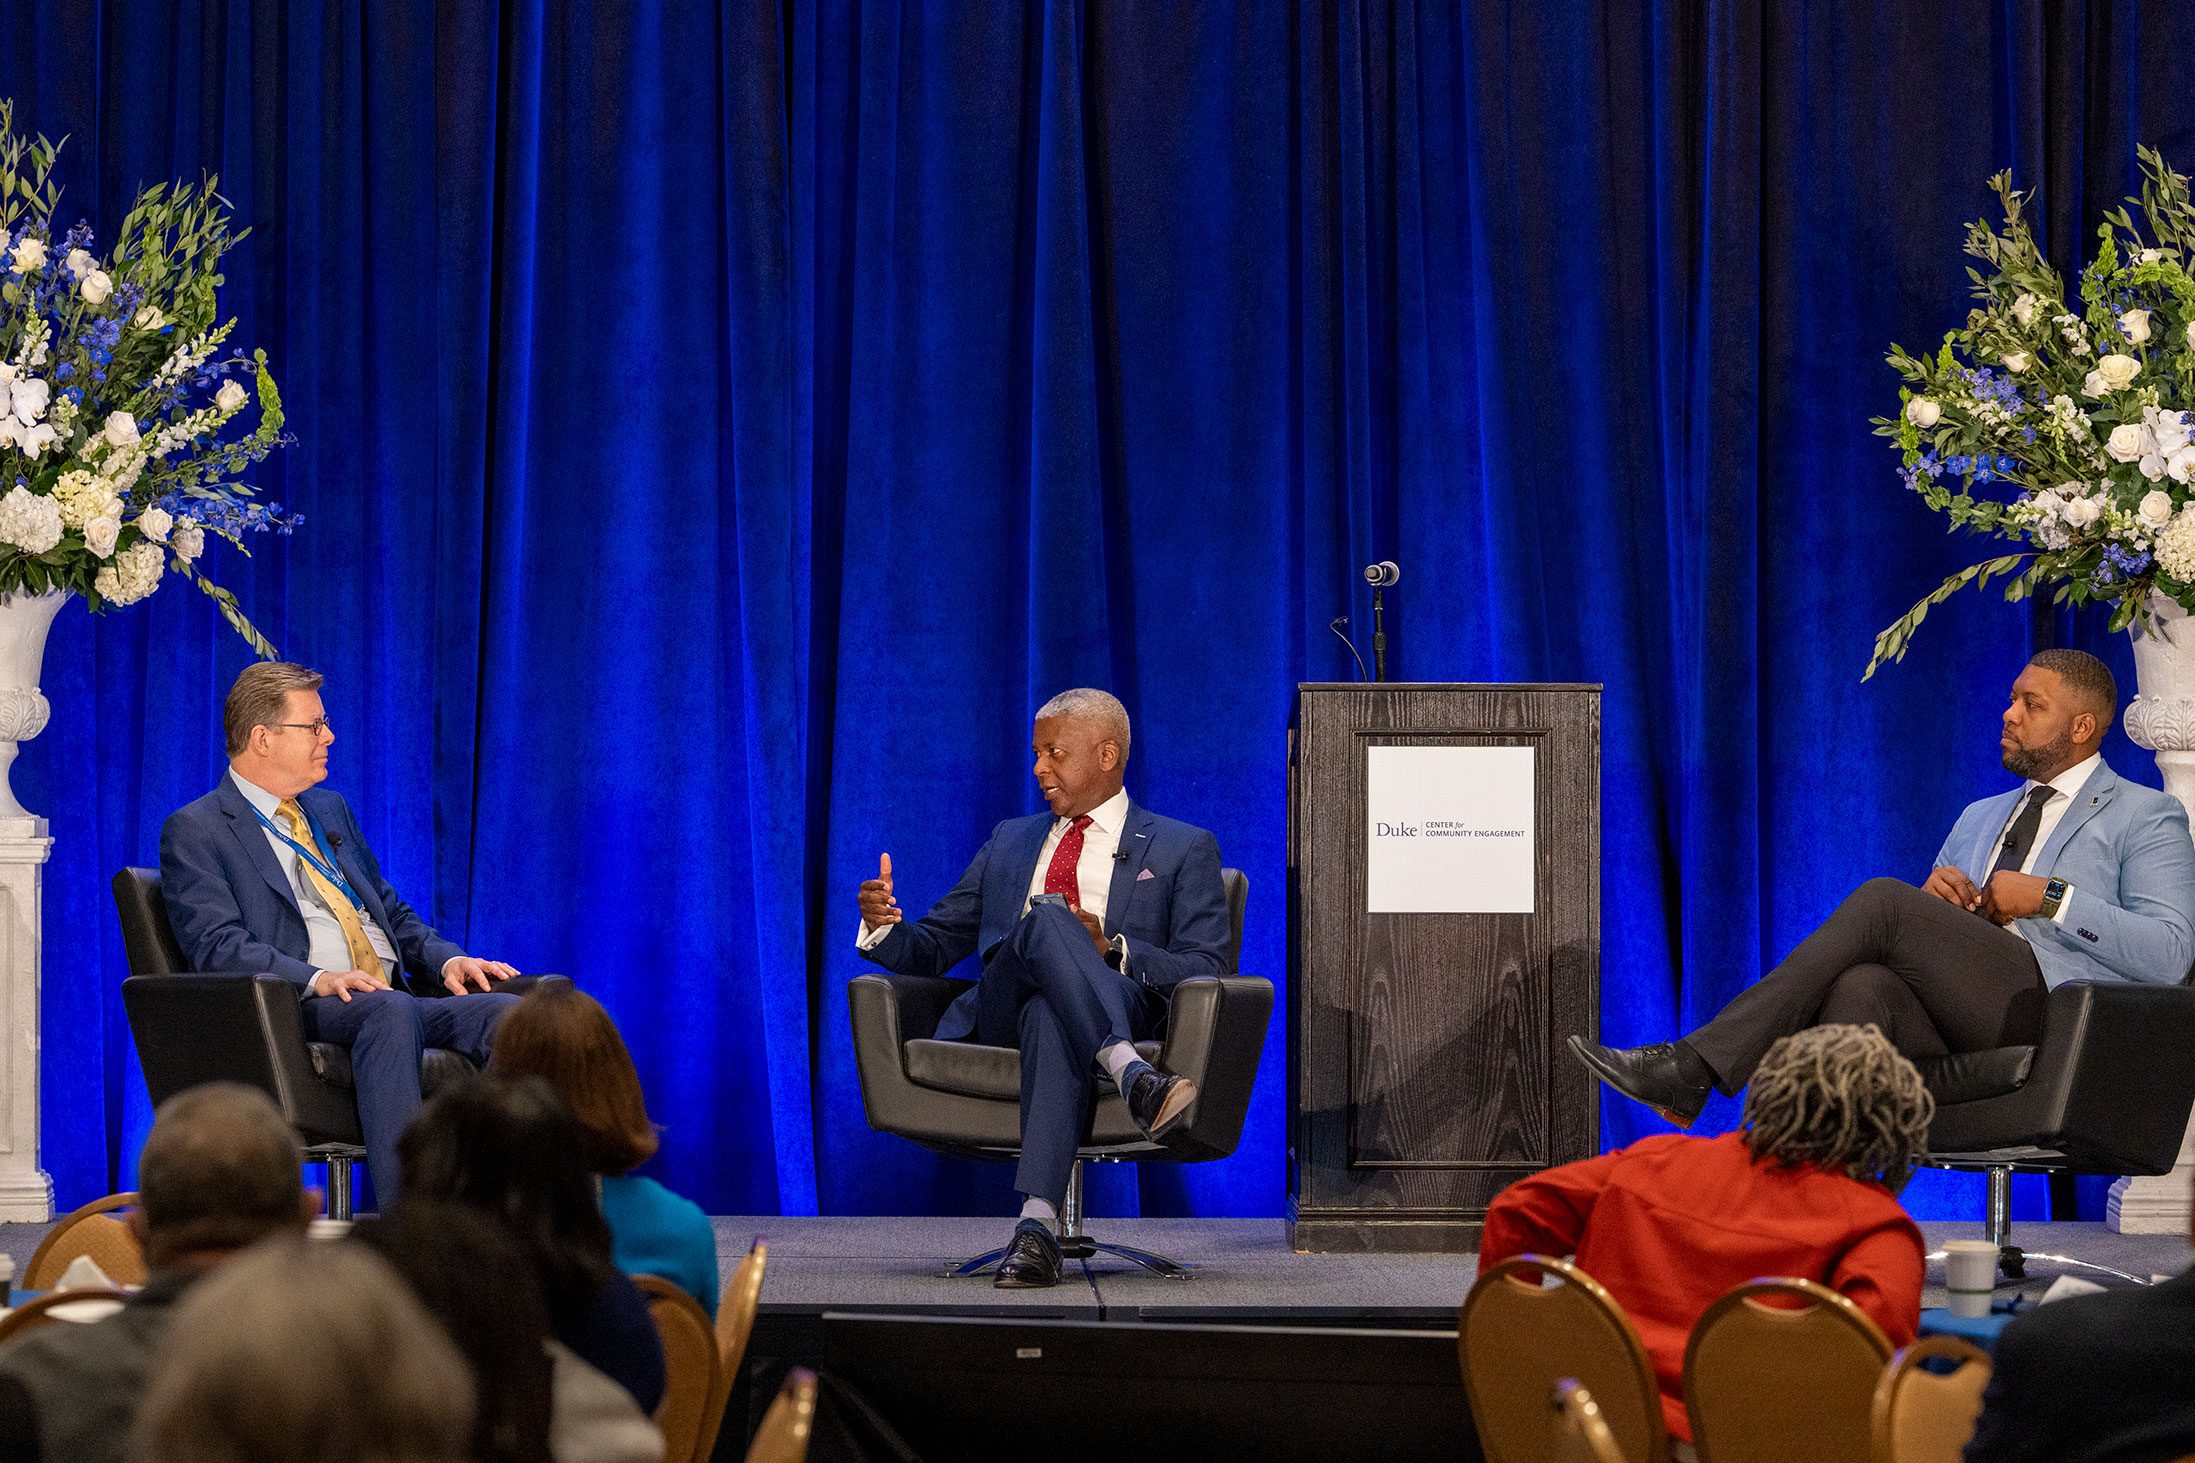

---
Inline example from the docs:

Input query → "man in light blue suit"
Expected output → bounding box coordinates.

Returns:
[856,688,1231,1288]
[1572,648,2195,1127]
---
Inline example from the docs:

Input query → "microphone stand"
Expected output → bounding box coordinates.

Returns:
[1372,587,1387,682]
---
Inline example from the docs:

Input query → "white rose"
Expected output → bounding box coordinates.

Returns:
[2012,293,2039,326]
[8,238,45,273]
[101,411,139,449]
[2061,495,2104,529]
[135,506,172,543]
[79,270,112,305]
[2121,308,2153,344]
[214,379,247,413]
[2097,353,2143,391]
[62,248,92,280]
[2107,423,2147,462]
[171,519,204,562]
[132,305,166,330]
[2003,349,2031,373]
[8,377,48,425]
[82,515,120,559]
[2141,490,2177,528]
[1907,397,1942,427]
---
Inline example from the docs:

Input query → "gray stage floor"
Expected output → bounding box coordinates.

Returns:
[5,1214,2183,1321]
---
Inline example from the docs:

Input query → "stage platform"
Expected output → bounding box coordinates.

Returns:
[703,1215,2189,1324]
[0,1214,2183,1319]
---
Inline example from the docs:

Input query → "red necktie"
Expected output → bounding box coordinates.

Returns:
[1043,815,1093,906]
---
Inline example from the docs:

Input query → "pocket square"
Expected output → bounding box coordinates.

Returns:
[1136,868,1156,881]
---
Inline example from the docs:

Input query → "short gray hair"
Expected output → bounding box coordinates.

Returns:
[223,661,324,756]
[1035,688,1131,764]
[131,1239,473,1463]
[138,1082,304,1259]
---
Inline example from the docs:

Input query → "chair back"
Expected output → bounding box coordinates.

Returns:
[1555,1380,1630,1463]
[0,1288,131,1347]
[635,1274,722,1463]
[1461,1255,1668,1463]
[1684,1278,1893,1463]
[685,1242,768,1463]
[24,1191,147,1290]
[112,867,189,976]
[1869,1337,1990,1463]
[745,1368,819,1463]
[1219,867,1248,972]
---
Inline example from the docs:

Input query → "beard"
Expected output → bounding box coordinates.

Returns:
[2002,726,2075,780]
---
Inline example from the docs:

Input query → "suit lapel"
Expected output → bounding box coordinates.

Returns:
[2034,761,2117,873]
[1104,803,1155,937]
[218,776,302,913]
[1006,813,1055,905]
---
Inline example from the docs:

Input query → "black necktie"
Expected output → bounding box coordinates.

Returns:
[1991,785,2058,877]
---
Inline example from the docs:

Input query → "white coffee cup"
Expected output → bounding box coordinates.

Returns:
[1942,1239,2000,1318]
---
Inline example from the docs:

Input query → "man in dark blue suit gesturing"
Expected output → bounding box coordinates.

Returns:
[857,688,1231,1288]
[159,662,522,1204]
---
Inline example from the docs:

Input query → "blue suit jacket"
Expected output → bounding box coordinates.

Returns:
[860,801,1231,1040]
[159,777,465,995]
[1933,759,2195,987]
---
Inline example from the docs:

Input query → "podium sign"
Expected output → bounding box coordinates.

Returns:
[1288,684,1600,1252]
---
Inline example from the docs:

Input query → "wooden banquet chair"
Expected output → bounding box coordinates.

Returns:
[0,1289,131,1347]
[1461,1254,1670,1463]
[700,1241,769,1459]
[745,1369,818,1463]
[23,1191,146,1290]
[637,1275,722,1463]
[1683,1278,1892,1463]
[848,868,1268,1278]
[1555,1380,1631,1463]
[1868,1336,1991,1463]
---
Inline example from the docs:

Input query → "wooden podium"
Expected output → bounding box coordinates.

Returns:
[1287,684,1601,1252]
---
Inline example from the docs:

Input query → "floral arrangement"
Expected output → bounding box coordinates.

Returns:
[1867,147,2195,679]
[0,100,295,656]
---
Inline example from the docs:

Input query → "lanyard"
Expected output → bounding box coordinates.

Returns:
[249,802,364,912]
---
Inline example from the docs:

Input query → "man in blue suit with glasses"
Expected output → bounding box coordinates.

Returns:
[159,661,523,1204]
[1571,648,2195,1126]
[856,687,1231,1289]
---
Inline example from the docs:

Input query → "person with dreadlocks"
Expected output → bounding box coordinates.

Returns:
[1479,1024,1932,1448]
[1568,649,2195,1126]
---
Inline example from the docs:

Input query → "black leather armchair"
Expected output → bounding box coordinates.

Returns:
[848,867,1270,1278]
[1914,978,2195,1279]
[113,866,556,1219]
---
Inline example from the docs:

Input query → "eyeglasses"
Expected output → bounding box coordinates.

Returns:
[264,719,332,737]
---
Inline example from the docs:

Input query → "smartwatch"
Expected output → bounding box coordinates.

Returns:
[2040,877,2070,920]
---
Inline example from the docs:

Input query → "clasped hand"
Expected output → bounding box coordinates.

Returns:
[859,852,1111,955]
[1923,866,2049,924]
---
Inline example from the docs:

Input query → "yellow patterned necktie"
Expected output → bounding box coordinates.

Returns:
[276,800,387,984]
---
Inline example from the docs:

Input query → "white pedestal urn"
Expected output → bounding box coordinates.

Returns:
[2111,592,2195,1234]
[0,589,61,1222]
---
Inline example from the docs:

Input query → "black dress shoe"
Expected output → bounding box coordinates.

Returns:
[1124,1064,1198,1141]
[1565,1036,1711,1128]
[993,1219,1064,1289]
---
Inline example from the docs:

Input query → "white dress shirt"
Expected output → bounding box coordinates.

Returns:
[859,787,1134,971]
[1986,751,2102,932]
[229,770,400,984]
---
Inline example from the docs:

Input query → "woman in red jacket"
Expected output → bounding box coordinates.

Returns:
[1479,1023,1934,1447]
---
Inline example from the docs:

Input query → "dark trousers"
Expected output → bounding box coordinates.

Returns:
[976,902,1162,1208]
[1686,877,2048,1093]
[299,986,521,1203]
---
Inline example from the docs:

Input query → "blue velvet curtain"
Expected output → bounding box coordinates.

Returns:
[7,1,2193,1221]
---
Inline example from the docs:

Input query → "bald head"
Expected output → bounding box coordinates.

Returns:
[137,1082,309,1267]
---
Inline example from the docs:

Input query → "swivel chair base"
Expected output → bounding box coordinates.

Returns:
[307,1143,366,1222]
[940,1159,1192,1282]
[1919,1156,2151,1287]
